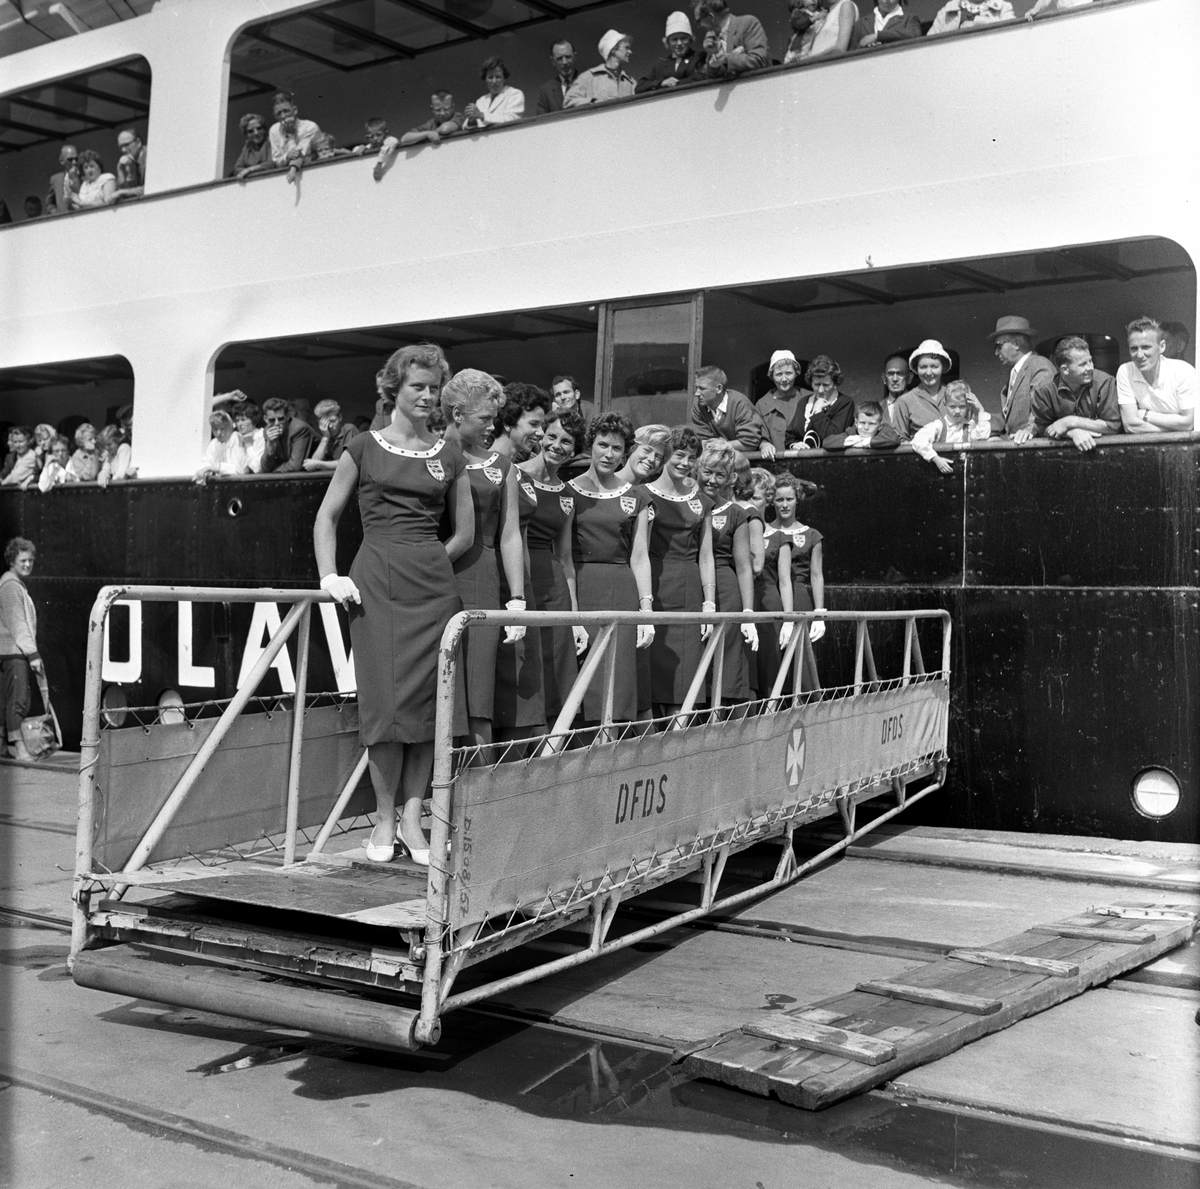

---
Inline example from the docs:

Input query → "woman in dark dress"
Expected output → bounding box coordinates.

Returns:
[492,384,552,745]
[314,343,474,865]
[441,369,527,755]
[698,438,758,707]
[567,412,655,728]
[519,408,584,725]
[775,476,827,654]
[644,426,715,716]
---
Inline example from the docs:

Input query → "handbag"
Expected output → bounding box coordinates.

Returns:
[20,671,61,759]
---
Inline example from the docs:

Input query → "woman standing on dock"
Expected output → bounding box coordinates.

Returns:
[699,439,758,708]
[519,408,584,727]
[441,369,527,756]
[313,343,473,865]
[568,412,655,728]
[644,426,715,717]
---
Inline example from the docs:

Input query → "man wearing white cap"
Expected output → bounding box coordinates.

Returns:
[756,350,805,458]
[636,12,706,93]
[564,30,636,107]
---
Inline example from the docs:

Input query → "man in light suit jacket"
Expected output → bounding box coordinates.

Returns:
[988,315,1056,441]
[693,0,769,78]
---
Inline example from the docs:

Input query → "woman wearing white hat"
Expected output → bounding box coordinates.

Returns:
[564,30,636,106]
[894,339,955,439]
[756,349,804,459]
[636,12,706,92]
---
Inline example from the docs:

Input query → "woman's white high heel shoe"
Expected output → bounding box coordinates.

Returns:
[364,822,395,863]
[397,825,430,867]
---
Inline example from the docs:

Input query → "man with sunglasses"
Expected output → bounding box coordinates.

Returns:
[259,397,318,473]
[46,144,80,216]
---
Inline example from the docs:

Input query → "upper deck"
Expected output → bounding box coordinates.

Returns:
[0,0,1197,476]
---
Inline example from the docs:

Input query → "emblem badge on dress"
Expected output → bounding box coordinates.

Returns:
[619,495,637,516]
[484,466,503,486]
[520,481,536,502]
[712,514,727,531]
[688,498,703,516]
[559,496,574,517]
[426,459,445,482]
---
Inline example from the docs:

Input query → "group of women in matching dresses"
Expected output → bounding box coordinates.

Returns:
[314,344,826,864]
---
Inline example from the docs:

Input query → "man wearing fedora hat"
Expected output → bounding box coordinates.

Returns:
[637,12,707,92]
[564,30,636,106]
[989,315,1055,442]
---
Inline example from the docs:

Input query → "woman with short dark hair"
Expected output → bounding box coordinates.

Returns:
[0,538,41,760]
[464,56,525,127]
[568,411,655,727]
[70,150,117,208]
[784,354,855,448]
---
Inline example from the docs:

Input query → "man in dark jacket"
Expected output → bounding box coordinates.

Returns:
[690,366,766,453]
[636,11,707,92]
[534,40,579,114]
[260,398,318,473]
[988,315,1055,441]
[784,356,855,448]
[851,0,923,46]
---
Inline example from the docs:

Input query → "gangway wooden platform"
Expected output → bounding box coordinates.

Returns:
[69,586,951,1056]
[683,903,1197,1109]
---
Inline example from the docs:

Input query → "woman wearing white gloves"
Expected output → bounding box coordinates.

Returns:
[313,343,474,865]
[773,476,826,657]
[698,439,759,709]
[519,408,584,727]
[441,369,527,758]
[567,412,655,729]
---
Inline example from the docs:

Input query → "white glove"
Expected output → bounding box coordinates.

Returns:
[809,618,826,642]
[503,598,526,645]
[700,599,716,641]
[741,622,759,652]
[779,621,794,648]
[636,624,655,649]
[321,573,361,608]
[573,625,589,655]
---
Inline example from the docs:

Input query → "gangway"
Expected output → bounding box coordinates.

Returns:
[69,587,951,1052]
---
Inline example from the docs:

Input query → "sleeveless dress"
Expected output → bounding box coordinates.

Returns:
[710,499,754,703]
[451,452,509,722]
[526,476,577,721]
[646,485,711,705]
[756,525,787,696]
[494,473,547,731]
[569,480,652,723]
[345,431,466,745]
[782,523,823,613]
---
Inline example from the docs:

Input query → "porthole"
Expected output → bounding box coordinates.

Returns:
[227,498,243,518]
[1131,768,1180,819]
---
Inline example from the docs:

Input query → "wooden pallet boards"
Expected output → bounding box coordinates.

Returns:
[682,903,1197,1110]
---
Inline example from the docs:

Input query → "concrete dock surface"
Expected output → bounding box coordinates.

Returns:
[2,759,1197,1188]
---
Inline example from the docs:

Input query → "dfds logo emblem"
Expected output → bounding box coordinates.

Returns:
[785,725,806,787]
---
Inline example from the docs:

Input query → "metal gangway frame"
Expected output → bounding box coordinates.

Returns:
[70,586,951,1052]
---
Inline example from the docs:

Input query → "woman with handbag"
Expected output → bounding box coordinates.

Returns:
[0,538,46,760]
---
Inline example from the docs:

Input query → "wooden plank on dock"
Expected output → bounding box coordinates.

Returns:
[682,904,1197,1111]
[742,1019,896,1066]
[1029,924,1156,944]
[855,979,1002,1015]
[947,949,1079,977]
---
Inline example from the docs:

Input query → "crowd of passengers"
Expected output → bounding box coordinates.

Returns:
[6,312,1192,495]
[218,0,1104,185]
[193,313,1196,489]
